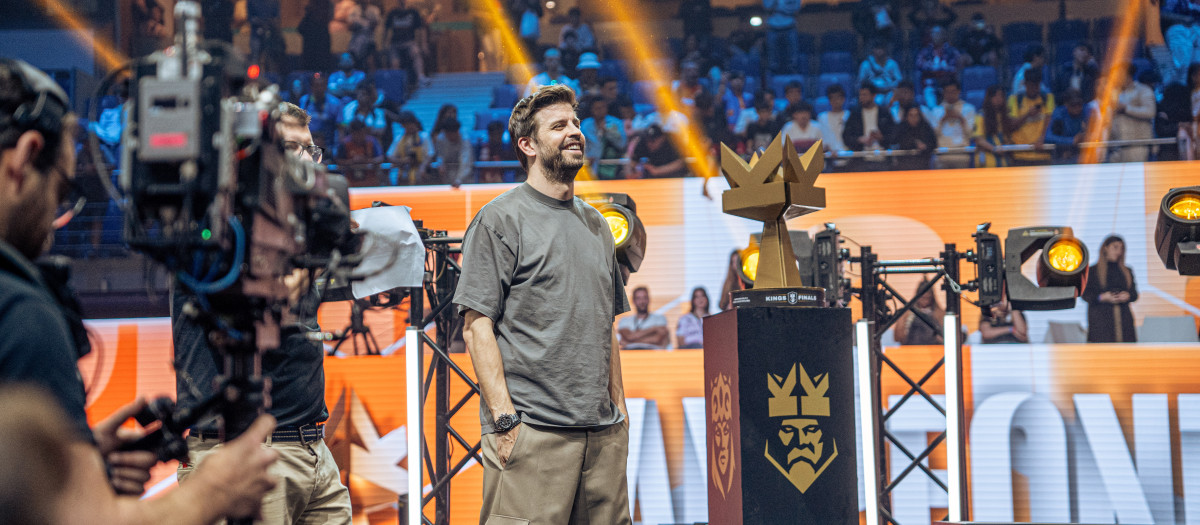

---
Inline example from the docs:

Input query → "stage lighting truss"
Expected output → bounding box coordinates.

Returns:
[1155,186,1200,275]
[1003,226,1089,311]
[583,193,647,277]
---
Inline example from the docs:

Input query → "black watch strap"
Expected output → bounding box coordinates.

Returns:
[494,413,521,433]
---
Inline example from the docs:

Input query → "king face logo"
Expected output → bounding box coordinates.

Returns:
[710,373,735,498]
[763,363,838,494]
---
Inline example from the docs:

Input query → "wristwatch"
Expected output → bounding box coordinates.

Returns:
[493,413,521,433]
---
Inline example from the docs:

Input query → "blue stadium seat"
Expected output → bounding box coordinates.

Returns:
[812,96,831,115]
[819,52,856,74]
[634,103,655,117]
[729,52,761,76]
[797,33,817,54]
[1002,22,1043,44]
[821,30,858,55]
[1132,57,1154,79]
[770,74,807,98]
[1008,41,1043,66]
[475,108,512,130]
[491,84,519,108]
[816,73,853,96]
[631,80,657,105]
[600,60,628,84]
[964,89,986,111]
[373,69,408,103]
[1049,19,1089,43]
[1053,41,1083,67]
[1093,17,1115,44]
[793,53,813,76]
[745,75,761,96]
[962,66,999,92]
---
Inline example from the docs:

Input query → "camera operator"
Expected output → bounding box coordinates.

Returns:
[171,102,353,523]
[0,58,278,524]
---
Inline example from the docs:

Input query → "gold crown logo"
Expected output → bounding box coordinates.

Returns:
[768,363,829,418]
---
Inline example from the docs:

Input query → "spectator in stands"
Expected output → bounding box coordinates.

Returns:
[328,53,365,99]
[559,7,596,52]
[892,105,937,170]
[600,76,621,106]
[618,286,670,350]
[721,71,754,127]
[581,96,627,180]
[672,60,706,106]
[678,0,713,40]
[432,119,473,187]
[888,80,917,123]
[961,13,1001,67]
[928,80,975,168]
[384,0,429,85]
[340,83,388,140]
[675,287,710,349]
[338,120,385,184]
[629,124,687,178]
[387,111,433,185]
[478,120,517,183]
[818,84,850,166]
[1056,42,1099,102]
[298,0,333,71]
[979,297,1028,344]
[916,26,963,107]
[637,105,691,135]
[743,98,780,153]
[779,81,805,123]
[1045,88,1089,164]
[513,0,543,55]
[525,48,577,97]
[299,73,343,150]
[734,89,777,136]
[974,85,1009,167]
[132,0,169,57]
[764,0,802,75]
[894,279,944,345]
[613,96,639,141]
[1156,82,1192,161]
[696,93,737,150]
[559,31,582,76]
[1007,70,1054,165]
[431,104,459,137]
[1160,0,1200,86]
[1109,63,1157,162]
[1011,45,1048,96]
[843,83,895,171]
[347,0,381,70]
[908,0,957,43]
[782,102,824,152]
[851,0,897,49]
[576,53,602,97]
[859,40,903,99]
[1082,235,1139,343]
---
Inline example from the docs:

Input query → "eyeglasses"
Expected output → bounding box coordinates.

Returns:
[282,140,324,163]
[48,165,86,230]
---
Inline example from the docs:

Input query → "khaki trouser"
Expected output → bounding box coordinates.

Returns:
[178,435,351,524]
[479,423,632,525]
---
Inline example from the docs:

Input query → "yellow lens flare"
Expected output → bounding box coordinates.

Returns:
[1046,241,1084,273]
[1169,194,1200,220]
[1080,0,1144,163]
[741,249,759,282]
[603,210,630,246]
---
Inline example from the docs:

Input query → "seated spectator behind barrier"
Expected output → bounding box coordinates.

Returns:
[338,120,384,184]
[675,287,710,349]
[432,119,473,187]
[599,76,620,106]
[672,60,707,106]
[524,48,577,97]
[892,104,937,170]
[916,26,964,107]
[973,85,1009,167]
[1055,43,1099,102]
[299,73,343,150]
[893,279,944,345]
[979,297,1028,344]
[781,102,824,152]
[818,84,851,166]
[431,104,459,138]
[618,286,670,349]
[1045,88,1089,164]
[962,13,1002,67]
[888,80,918,124]
[1011,45,1048,96]
[743,98,780,153]
[580,95,627,180]
[576,52,602,97]
[779,81,805,124]
[1109,63,1156,163]
[1007,70,1054,165]
[327,53,365,99]
[929,80,976,168]
[721,70,754,127]
[696,93,738,152]
[340,83,388,140]
[478,120,517,183]
[843,83,895,170]
[629,124,688,178]
[859,40,903,97]
[386,111,432,185]
[734,89,778,137]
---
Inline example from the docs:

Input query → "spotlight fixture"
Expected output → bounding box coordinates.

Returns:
[1155,186,1200,275]
[1004,226,1089,311]
[971,222,1004,308]
[812,223,844,306]
[582,193,647,278]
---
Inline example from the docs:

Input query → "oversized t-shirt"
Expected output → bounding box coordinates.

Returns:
[453,183,630,433]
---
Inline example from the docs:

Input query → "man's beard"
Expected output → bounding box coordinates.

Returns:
[537,139,586,183]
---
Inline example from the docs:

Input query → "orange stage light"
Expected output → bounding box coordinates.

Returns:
[32,0,127,72]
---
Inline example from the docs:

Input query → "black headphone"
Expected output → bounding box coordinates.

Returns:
[0,58,71,142]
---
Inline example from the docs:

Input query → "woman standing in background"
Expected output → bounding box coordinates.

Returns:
[676,287,710,349]
[1082,235,1139,342]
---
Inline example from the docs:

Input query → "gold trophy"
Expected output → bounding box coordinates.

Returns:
[722,133,827,308]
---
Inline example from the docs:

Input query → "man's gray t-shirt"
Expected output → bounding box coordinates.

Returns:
[453,183,630,433]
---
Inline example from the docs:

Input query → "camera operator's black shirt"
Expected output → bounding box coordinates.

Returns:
[172,283,329,431]
[0,241,93,442]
